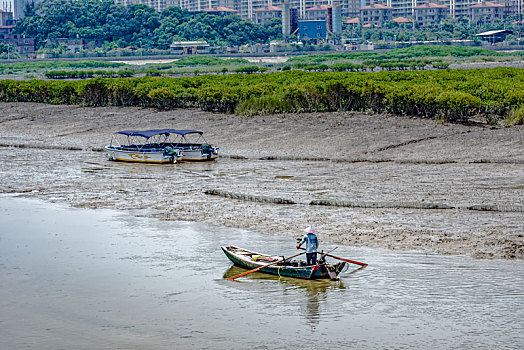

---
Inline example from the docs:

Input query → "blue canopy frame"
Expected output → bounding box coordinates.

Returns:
[115,129,203,139]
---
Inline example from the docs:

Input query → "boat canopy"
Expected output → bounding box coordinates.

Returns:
[115,129,203,138]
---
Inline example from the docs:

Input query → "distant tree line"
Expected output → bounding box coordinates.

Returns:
[14,0,282,50]
[1,68,522,125]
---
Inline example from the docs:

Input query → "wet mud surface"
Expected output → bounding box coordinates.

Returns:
[0,102,522,259]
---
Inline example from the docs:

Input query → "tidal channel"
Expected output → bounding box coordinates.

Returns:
[1,196,523,349]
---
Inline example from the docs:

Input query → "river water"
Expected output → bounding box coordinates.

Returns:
[1,196,523,349]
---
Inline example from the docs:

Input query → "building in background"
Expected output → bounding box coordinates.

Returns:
[0,33,35,57]
[0,9,14,26]
[470,1,505,23]
[330,1,342,36]
[283,1,340,40]
[11,0,25,20]
[110,0,523,24]
[115,0,167,12]
[360,3,393,26]
[475,28,513,43]
[387,0,415,18]
[44,38,103,52]
[202,6,239,15]
[297,19,326,41]
[504,0,522,18]
[445,0,480,18]
[305,4,329,20]
[414,2,448,26]
[253,5,282,25]
[367,0,522,22]
[170,40,210,54]
[393,15,413,24]
[282,1,299,39]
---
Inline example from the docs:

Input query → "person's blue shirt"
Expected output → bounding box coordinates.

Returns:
[300,233,318,253]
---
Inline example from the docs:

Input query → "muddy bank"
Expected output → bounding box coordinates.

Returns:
[0,102,522,259]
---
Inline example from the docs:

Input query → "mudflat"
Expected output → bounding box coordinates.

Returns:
[0,102,522,259]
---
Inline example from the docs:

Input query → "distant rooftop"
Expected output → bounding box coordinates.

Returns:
[476,29,512,36]
[414,2,448,9]
[203,6,238,12]
[360,3,393,10]
[254,5,282,12]
[306,4,330,11]
[393,16,412,23]
[470,1,504,7]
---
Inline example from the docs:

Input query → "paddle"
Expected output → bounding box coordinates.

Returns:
[226,251,306,280]
[298,247,368,266]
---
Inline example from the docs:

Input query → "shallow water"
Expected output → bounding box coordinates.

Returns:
[1,196,523,349]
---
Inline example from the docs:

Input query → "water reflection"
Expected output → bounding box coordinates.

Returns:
[2,196,523,349]
[223,265,347,328]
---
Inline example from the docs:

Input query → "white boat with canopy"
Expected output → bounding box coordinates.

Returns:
[104,129,219,163]
[169,129,219,161]
[104,129,184,164]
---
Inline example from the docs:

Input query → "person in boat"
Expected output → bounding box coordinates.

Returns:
[296,226,319,266]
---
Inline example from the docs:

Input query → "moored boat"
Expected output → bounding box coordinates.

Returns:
[168,129,219,161]
[105,129,184,164]
[221,245,346,280]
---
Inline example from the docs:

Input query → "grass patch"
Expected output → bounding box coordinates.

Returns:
[505,105,524,126]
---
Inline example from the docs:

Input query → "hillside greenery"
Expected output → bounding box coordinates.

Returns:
[14,0,282,49]
[0,68,522,125]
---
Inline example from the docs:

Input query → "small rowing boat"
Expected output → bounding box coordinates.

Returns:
[221,245,346,280]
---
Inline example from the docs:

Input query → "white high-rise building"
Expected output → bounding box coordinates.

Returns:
[115,0,169,12]
[11,0,30,20]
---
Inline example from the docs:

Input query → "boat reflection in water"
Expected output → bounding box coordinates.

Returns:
[223,265,364,328]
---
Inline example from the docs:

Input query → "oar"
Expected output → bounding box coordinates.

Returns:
[318,247,339,280]
[226,252,306,280]
[298,247,368,266]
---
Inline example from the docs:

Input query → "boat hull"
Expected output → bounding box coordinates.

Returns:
[105,147,181,164]
[222,245,345,280]
[181,148,219,161]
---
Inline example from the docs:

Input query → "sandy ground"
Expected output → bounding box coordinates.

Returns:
[0,102,522,259]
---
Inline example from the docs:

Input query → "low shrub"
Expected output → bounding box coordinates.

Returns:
[505,105,524,126]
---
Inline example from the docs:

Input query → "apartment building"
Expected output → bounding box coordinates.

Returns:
[414,2,448,26]
[253,5,282,24]
[306,4,329,20]
[470,1,505,22]
[367,0,521,21]
[115,0,171,12]
[360,3,394,25]
[386,0,416,17]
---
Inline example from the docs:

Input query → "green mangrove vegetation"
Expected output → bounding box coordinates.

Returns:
[287,45,522,71]
[1,67,522,124]
[1,45,521,80]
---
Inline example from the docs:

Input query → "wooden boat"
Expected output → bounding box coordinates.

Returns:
[221,245,346,280]
[105,129,184,164]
